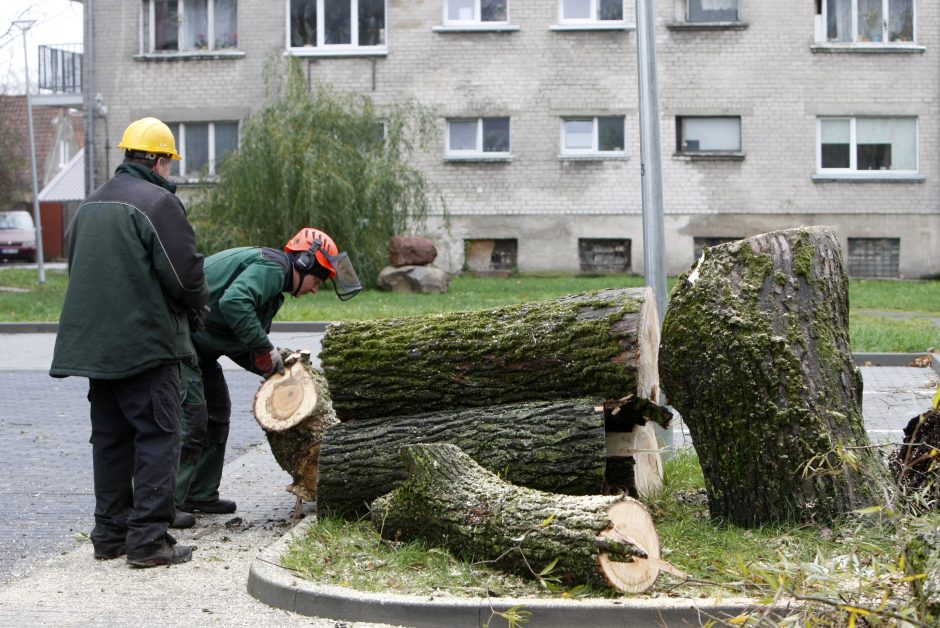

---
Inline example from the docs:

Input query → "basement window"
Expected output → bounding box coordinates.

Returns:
[847,237,900,277]
[464,239,517,275]
[579,238,631,273]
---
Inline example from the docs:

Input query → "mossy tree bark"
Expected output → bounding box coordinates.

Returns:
[372,443,662,592]
[317,397,639,516]
[660,226,892,526]
[904,521,940,619]
[253,353,338,501]
[321,287,660,421]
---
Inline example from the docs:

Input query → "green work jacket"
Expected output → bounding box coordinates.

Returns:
[191,247,290,367]
[50,163,209,380]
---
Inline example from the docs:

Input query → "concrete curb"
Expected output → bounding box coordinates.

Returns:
[247,517,771,628]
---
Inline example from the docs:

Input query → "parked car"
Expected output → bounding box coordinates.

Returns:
[0,210,37,263]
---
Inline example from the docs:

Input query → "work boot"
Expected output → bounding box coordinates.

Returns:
[126,542,193,568]
[181,498,236,514]
[93,543,126,560]
[171,511,196,529]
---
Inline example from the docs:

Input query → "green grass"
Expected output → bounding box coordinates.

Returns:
[282,450,915,612]
[1,268,937,353]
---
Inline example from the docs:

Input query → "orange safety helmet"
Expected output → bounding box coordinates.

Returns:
[285,227,339,279]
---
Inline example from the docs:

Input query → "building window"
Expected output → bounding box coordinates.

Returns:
[822,0,914,44]
[676,116,741,153]
[445,0,508,24]
[289,0,386,49]
[168,121,239,178]
[464,239,517,275]
[693,236,740,259]
[579,238,631,273]
[142,0,238,53]
[446,117,511,158]
[561,116,626,156]
[818,117,917,173]
[847,238,900,277]
[688,0,738,22]
[559,0,623,23]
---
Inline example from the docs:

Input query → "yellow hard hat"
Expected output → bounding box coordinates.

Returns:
[118,117,181,160]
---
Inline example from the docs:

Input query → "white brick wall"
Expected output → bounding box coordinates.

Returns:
[91,0,940,277]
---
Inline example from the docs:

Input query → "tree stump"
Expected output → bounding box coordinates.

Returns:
[321,287,660,421]
[372,443,664,592]
[904,522,940,620]
[660,226,892,526]
[253,352,338,501]
[892,409,940,507]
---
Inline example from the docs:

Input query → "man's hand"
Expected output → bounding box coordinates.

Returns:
[253,348,285,378]
[187,305,210,331]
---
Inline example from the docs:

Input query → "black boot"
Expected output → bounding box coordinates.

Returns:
[126,542,193,568]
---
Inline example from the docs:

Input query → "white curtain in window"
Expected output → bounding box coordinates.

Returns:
[448,0,475,21]
[564,120,593,150]
[683,118,740,151]
[857,118,916,170]
[214,0,237,48]
[699,0,736,10]
[449,121,477,151]
[820,118,850,143]
[183,0,209,49]
[826,0,851,43]
[563,0,591,19]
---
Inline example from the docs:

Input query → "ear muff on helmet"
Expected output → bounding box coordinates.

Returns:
[292,248,332,281]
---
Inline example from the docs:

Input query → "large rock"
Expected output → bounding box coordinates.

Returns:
[388,236,437,267]
[377,265,450,293]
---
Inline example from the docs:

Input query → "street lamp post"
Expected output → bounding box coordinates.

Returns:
[13,19,46,284]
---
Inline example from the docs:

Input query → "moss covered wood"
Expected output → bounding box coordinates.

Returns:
[321,287,658,420]
[372,443,662,592]
[317,398,608,516]
[904,520,940,619]
[252,354,338,501]
[660,226,891,526]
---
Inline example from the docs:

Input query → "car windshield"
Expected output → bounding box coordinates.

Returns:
[0,212,34,230]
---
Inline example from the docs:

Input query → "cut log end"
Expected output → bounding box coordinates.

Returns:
[597,499,661,592]
[253,361,320,432]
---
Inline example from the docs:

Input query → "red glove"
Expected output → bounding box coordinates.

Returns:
[254,348,285,378]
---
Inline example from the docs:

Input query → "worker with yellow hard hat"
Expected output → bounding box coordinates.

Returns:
[51,117,209,568]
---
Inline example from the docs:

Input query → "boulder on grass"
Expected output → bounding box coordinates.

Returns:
[377,265,450,293]
[388,236,437,267]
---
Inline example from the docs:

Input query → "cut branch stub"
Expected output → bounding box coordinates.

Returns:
[371,443,664,592]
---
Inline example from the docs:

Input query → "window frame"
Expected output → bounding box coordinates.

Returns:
[818,0,916,46]
[286,0,388,56]
[141,0,240,54]
[559,116,627,158]
[675,116,743,157]
[168,120,240,180]
[816,115,918,177]
[445,117,512,161]
[555,0,628,29]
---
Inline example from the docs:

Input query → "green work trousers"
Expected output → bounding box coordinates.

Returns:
[176,359,231,507]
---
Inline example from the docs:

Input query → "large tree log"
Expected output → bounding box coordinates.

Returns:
[372,443,666,593]
[660,226,892,526]
[317,396,669,515]
[320,287,660,421]
[253,352,338,501]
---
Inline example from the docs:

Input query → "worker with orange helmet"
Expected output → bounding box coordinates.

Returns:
[173,228,360,524]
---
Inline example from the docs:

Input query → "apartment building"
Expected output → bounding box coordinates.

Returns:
[83,0,940,277]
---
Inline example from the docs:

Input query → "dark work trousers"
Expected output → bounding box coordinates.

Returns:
[87,363,181,555]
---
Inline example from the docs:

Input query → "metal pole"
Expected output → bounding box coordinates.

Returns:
[84,0,96,196]
[634,0,666,323]
[634,0,673,454]
[14,20,46,284]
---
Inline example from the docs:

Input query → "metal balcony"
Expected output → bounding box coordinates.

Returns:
[34,43,83,107]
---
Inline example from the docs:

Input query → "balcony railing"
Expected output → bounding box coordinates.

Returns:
[37,43,83,95]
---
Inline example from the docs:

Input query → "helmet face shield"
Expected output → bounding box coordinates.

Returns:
[326,251,362,301]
